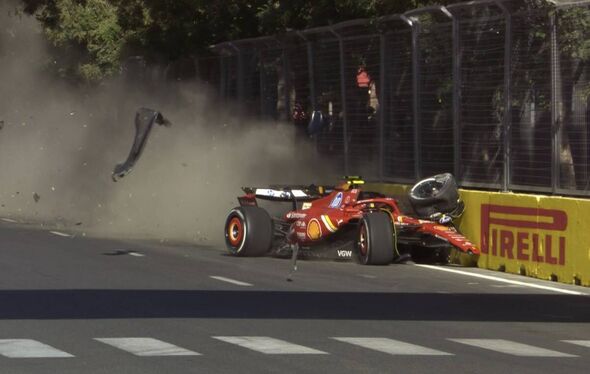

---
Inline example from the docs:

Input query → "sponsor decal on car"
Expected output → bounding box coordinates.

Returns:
[481,204,567,265]
[307,218,322,240]
[329,192,343,208]
[286,212,307,219]
[302,202,312,210]
[337,249,353,257]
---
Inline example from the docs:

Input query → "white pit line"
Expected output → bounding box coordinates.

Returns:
[1,218,18,223]
[210,276,253,287]
[415,264,587,296]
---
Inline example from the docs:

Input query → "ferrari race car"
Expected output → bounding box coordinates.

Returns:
[224,173,480,266]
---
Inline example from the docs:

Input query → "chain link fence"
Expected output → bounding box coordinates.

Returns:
[193,0,590,196]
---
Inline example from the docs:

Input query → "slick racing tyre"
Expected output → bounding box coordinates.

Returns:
[224,206,273,257]
[408,173,460,219]
[357,212,395,265]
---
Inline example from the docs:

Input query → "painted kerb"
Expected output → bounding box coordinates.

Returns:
[367,183,590,287]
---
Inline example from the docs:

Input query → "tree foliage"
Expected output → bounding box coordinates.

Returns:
[18,0,590,83]
[44,0,122,81]
[20,0,459,82]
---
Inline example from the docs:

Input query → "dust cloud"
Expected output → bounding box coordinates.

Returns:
[0,3,333,245]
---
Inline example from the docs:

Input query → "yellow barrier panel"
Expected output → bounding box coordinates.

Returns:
[366,183,590,286]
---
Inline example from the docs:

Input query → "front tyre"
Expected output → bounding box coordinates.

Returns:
[224,206,272,256]
[357,212,395,265]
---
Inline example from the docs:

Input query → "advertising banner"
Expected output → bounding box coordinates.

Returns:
[460,190,588,286]
[368,184,590,286]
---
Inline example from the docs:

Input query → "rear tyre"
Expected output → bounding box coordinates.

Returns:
[224,206,273,256]
[357,212,395,265]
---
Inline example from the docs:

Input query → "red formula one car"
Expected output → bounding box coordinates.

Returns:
[224,174,479,266]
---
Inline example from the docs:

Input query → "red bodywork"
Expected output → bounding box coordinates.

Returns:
[240,186,480,256]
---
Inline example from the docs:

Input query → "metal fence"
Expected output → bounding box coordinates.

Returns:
[194,0,590,196]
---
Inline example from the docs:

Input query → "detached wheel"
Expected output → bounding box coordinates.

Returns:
[409,173,460,218]
[357,212,395,265]
[224,206,272,256]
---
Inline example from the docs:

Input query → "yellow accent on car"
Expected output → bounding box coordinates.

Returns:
[347,179,365,185]
[321,215,337,232]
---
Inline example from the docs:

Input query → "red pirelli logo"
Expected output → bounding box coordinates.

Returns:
[481,204,568,265]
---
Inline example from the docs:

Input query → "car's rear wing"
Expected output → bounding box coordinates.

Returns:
[238,185,333,208]
[254,188,314,200]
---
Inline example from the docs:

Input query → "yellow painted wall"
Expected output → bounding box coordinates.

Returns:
[367,183,590,286]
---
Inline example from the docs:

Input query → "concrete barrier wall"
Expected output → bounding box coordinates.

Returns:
[367,183,590,287]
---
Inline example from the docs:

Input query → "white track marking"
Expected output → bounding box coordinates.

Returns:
[333,337,452,356]
[94,338,199,356]
[213,336,327,354]
[128,252,145,257]
[1,218,18,223]
[0,339,74,358]
[490,284,524,288]
[563,340,590,348]
[209,276,253,287]
[449,339,577,357]
[49,231,72,238]
[110,249,145,257]
[415,264,587,296]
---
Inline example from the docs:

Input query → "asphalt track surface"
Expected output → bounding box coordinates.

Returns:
[0,222,589,374]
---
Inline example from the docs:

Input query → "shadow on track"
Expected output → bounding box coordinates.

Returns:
[0,290,588,322]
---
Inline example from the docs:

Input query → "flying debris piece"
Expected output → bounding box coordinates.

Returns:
[33,192,40,203]
[286,243,300,282]
[112,108,172,182]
